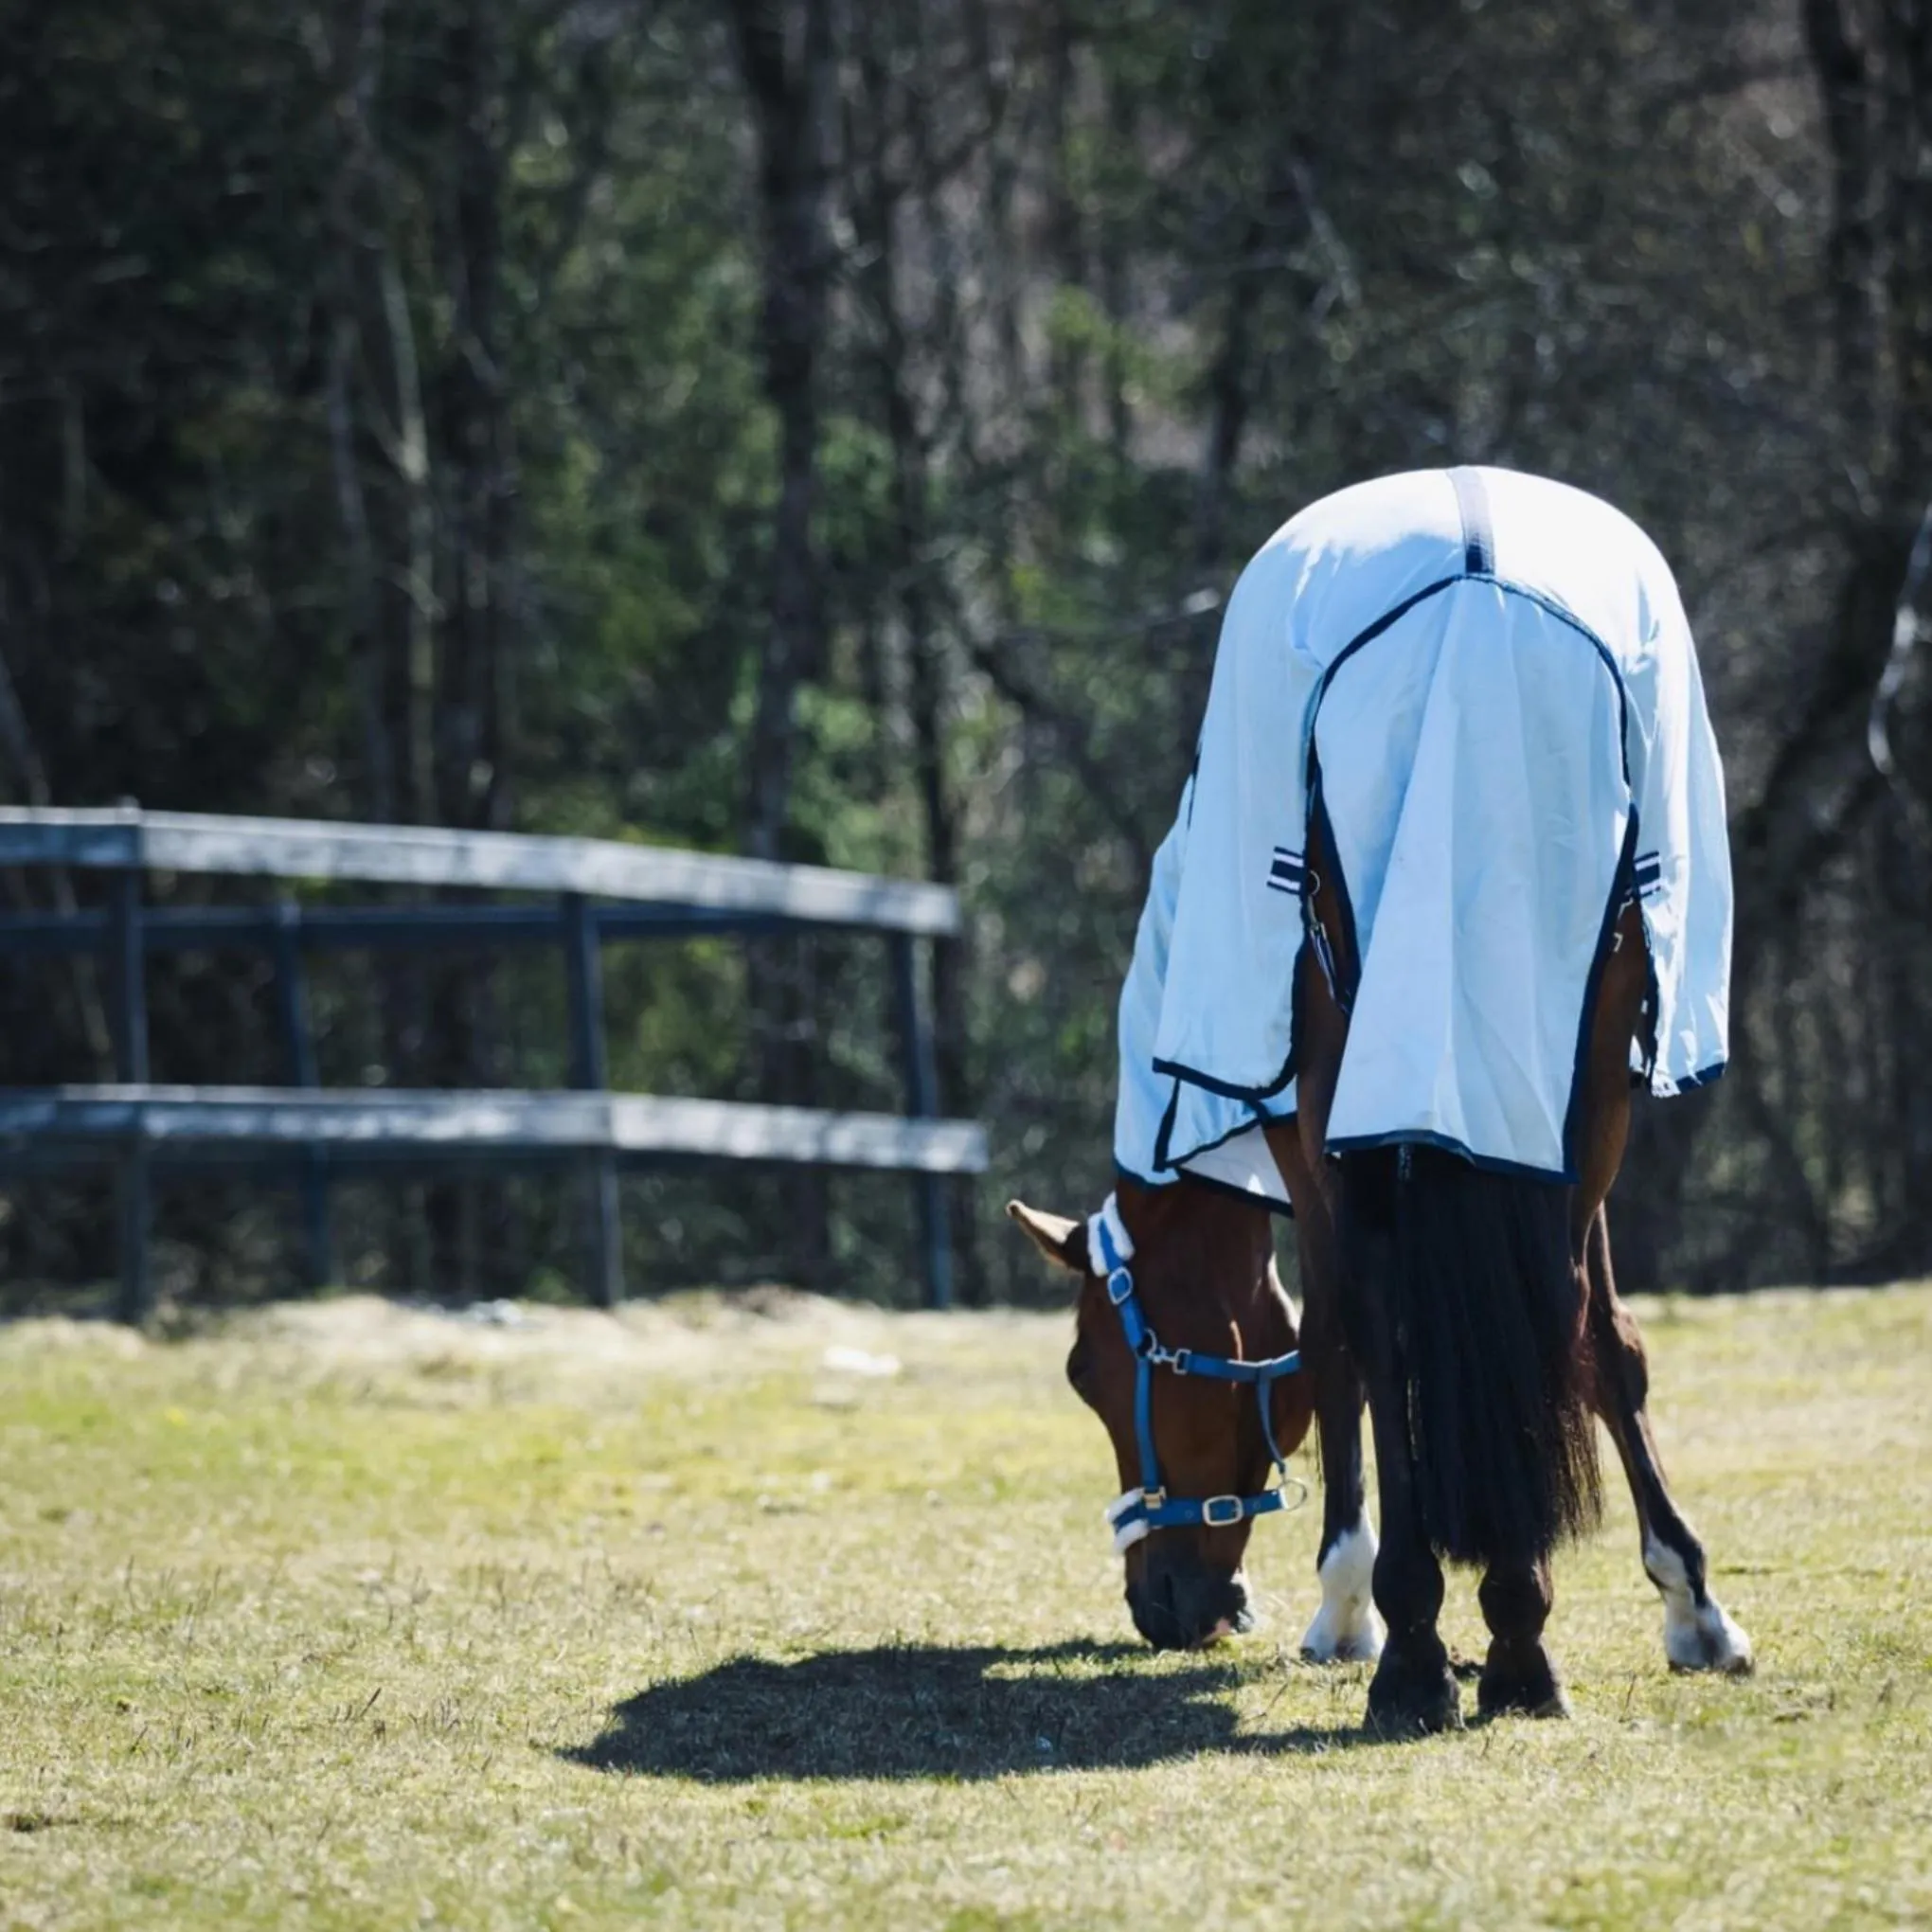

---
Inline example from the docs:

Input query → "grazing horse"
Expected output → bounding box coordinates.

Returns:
[1011,466,1753,1730]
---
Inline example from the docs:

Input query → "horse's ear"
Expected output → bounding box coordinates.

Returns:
[1005,1199,1090,1275]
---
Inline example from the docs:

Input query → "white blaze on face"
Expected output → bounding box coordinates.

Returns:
[1299,1517,1385,1663]
[1644,1533,1755,1674]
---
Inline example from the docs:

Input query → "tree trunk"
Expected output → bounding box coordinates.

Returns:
[729,0,838,1283]
[731,0,835,867]
[851,17,985,1301]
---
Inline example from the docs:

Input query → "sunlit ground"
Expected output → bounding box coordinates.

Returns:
[1,1279,1927,1930]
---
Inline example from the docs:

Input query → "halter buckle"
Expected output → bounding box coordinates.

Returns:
[1169,1347,1192,1376]
[1106,1267,1134,1307]
[1200,1494,1244,1529]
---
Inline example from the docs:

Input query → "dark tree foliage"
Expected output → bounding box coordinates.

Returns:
[1,0,1927,1305]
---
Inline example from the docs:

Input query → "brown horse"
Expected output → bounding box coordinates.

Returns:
[1011,963,1754,1719]
[1012,468,1754,1730]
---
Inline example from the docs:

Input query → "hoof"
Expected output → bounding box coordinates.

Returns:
[1477,1647,1570,1721]
[1661,1583,1754,1676]
[1666,1598,1755,1675]
[1299,1591,1386,1665]
[1302,1522,1384,1664]
[1647,1538,1755,1676]
[1365,1652,1462,1738]
[1478,1684,1570,1720]
[1300,1627,1384,1666]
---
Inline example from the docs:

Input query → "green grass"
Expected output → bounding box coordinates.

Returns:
[2,1281,1928,1930]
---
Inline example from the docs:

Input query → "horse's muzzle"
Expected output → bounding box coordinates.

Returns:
[1127,1547,1253,1650]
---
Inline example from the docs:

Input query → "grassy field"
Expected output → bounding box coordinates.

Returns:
[1,1279,1928,1931]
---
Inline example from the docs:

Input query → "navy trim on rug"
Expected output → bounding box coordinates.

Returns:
[1150,1077,1185,1171]
[1482,581,1634,789]
[1673,1060,1728,1092]
[1311,575,1464,710]
[1152,1052,1298,1104]
[1112,1160,1297,1220]
[1323,1126,1570,1189]
[1155,1095,1296,1174]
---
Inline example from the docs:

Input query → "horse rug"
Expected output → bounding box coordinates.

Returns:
[1115,466,1731,1204]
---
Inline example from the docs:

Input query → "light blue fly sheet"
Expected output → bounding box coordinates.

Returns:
[1115,466,1731,1204]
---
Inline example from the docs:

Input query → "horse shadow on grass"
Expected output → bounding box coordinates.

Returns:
[561,1640,1371,1781]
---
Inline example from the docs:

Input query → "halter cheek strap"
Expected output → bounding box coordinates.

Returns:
[1088,1194,1305,1555]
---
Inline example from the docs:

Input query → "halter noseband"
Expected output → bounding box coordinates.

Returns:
[1088,1194,1305,1555]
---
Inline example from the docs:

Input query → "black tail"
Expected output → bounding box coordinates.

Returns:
[1341,1144,1601,1571]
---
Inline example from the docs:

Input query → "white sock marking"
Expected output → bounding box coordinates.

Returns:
[1643,1532,1754,1674]
[1300,1517,1385,1662]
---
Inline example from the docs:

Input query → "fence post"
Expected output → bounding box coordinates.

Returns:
[563,892,622,1306]
[891,932,952,1311]
[108,862,152,1323]
[273,900,335,1290]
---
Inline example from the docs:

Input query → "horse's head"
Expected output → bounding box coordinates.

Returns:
[1007,1182,1314,1650]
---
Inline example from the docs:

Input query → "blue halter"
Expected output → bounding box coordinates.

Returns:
[1091,1202,1305,1551]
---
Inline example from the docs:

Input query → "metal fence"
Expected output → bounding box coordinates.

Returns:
[0,808,986,1317]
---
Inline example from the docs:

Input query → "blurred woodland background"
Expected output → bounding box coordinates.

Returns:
[3,0,1931,1307]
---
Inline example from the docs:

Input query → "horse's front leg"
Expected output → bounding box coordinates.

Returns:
[1270,1119,1381,1662]
[1301,1338,1381,1664]
[1583,1208,1754,1674]
[1286,874,1451,1731]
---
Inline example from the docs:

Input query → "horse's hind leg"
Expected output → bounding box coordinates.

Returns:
[1477,1558,1567,1718]
[1569,907,1751,1675]
[1360,1334,1460,1734]
[1471,1231,1576,1720]
[1341,1154,1457,1734]
[1584,1208,1754,1674]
